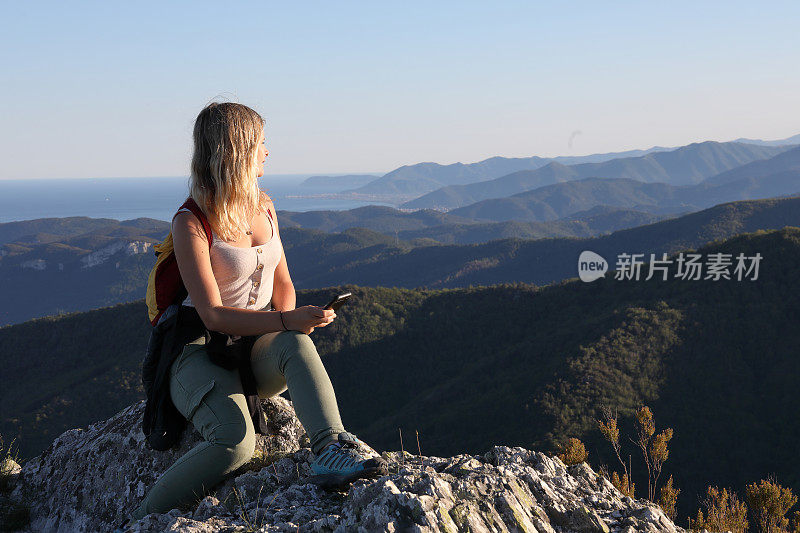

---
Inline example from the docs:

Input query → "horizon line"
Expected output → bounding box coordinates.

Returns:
[3,132,798,182]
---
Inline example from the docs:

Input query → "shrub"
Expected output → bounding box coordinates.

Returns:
[557,437,588,466]
[690,486,749,533]
[658,474,680,522]
[0,435,21,494]
[791,510,800,533]
[611,471,636,499]
[745,476,797,533]
[0,434,31,531]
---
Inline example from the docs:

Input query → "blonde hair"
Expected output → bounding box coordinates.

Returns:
[188,102,271,241]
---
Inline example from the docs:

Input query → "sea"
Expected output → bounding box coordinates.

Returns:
[0,174,393,223]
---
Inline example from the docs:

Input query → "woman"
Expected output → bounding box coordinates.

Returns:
[129,102,387,522]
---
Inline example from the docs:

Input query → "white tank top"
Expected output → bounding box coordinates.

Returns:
[175,208,281,311]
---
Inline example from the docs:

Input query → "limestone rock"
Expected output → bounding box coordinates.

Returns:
[6,399,689,532]
[9,397,305,532]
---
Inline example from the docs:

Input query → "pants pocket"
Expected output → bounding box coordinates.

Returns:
[170,341,206,378]
[171,376,217,421]
[185,379,216,420]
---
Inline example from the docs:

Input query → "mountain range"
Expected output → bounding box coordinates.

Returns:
[402,141,795,210]
[3,137,800,327]
[292,135,800,206]
[280,195,800,290]
[0,207,661,326]
[732,132,800,146]
[340,145,676,199]
[0,218,167,326]
[2,194,799,326]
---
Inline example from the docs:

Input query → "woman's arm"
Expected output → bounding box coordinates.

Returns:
[265,198,296,312]
[171,210,287,336]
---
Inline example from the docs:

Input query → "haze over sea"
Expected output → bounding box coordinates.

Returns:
[0,174,390,223]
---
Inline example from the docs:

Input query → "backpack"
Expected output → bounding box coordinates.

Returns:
[141,195,273,450]
[145,196,213,326]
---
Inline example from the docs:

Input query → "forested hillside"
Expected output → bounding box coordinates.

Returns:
[2,226,798,524]
[3,196,799,328]
[283,195,800,291]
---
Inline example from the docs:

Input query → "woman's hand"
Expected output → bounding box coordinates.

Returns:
[281,305,336,334]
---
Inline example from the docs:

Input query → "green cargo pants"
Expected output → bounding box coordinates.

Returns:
[130,330,346,520]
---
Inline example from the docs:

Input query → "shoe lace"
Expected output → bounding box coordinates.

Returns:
[317,434,370,470]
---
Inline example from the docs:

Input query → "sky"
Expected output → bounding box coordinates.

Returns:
[1,1,799,180]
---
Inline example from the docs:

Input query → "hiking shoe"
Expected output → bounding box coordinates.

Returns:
[308,431,388,489]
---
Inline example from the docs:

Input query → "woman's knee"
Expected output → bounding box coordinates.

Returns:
[197,388,257,467]
[274,330,315,352]
[262,330,316,367]
[210,420,256,467]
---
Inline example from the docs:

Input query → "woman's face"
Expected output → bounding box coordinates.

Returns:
[256,132,268,177]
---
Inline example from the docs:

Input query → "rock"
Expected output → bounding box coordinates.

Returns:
[9,397,305,532]
[8,400,690,532]
[568,505,610,532]
[193,496,228,521]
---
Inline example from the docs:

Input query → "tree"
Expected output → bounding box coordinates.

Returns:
[598,404,675,505]
[632,406,673,502]
[598,405,635,498]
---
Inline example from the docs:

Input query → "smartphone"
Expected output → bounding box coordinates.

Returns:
[323,292,352,312]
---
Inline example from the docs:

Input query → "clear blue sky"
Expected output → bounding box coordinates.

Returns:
[2,1,799,179]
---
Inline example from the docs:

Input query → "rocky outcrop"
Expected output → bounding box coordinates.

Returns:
[20,258,46,271]
[80,240,153,268]
[8,399,688,532]
[3,239,153,271]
